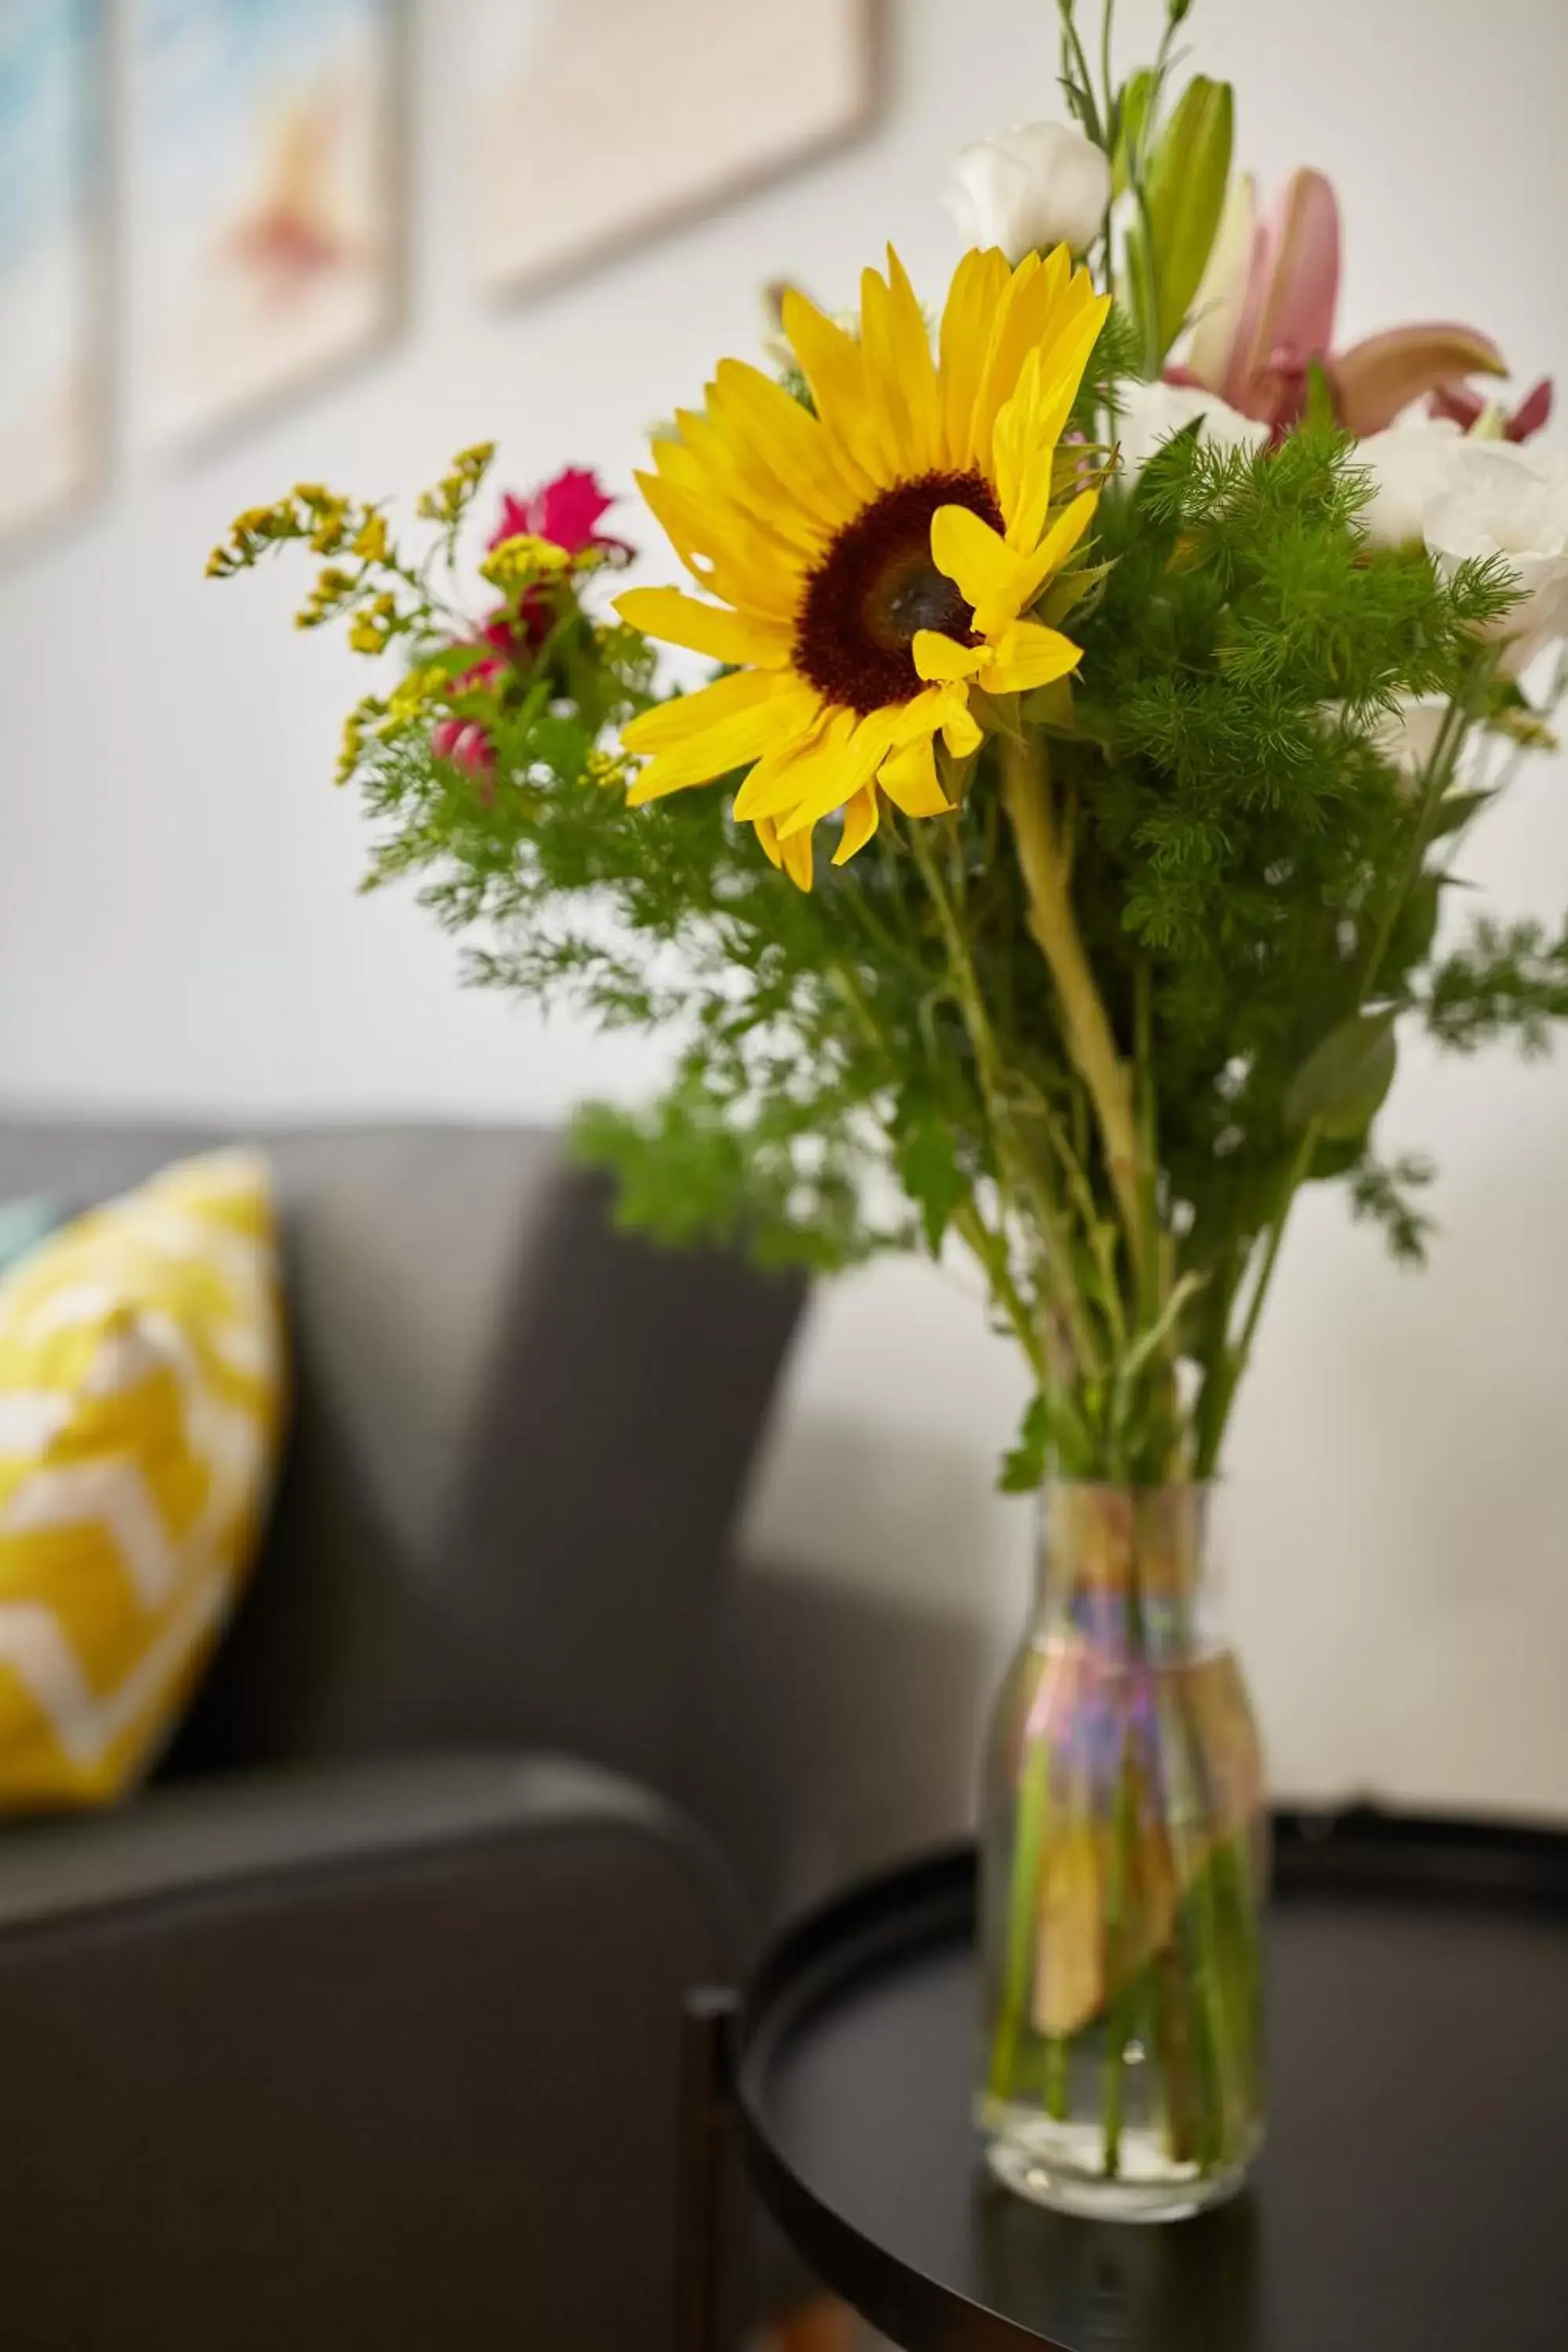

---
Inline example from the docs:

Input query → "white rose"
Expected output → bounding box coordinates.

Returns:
[1116,379,1269,479]
[1356,418,1467,548]
[946,122,1112,262]
[1360,422,1568,665]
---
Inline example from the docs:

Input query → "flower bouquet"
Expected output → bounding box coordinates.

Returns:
[214,0,1566,2221]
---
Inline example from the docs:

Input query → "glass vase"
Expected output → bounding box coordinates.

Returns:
[976,1483,1265,2223]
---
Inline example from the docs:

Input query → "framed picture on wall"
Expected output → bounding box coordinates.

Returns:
[0,0,105,546]
[467,0,881,297]
[129,0,401,449]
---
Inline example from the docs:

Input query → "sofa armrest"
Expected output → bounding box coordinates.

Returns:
[0,1754,746,2352]
[691,1560,1004,1928]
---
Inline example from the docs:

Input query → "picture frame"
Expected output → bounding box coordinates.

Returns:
[129,0,402,450]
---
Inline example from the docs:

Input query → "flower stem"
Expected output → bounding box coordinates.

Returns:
[989,1722,1051,2103]
[1101,1737,1141,2179]
[909,816,1102,1382]
[1197,691,1474,1475]
[999,734,1144,1275]
[954,1200,1047,1384]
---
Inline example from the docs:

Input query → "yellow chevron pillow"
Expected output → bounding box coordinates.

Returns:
[0,1149,285,1809]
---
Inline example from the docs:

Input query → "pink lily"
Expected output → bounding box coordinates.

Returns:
[1180,168,1507,437]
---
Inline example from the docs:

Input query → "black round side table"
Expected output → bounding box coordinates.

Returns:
[681,1809,1568,2352]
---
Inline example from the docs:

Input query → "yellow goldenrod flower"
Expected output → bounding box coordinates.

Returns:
[387,664,444,721]
[353,512,390,564]
[480,532,572,591]
[336,716,365,784]
[615,243,1108,888]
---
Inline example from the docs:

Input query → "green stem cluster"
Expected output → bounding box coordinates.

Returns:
[982,1495,1263,2190]
[896,666,1490,1490]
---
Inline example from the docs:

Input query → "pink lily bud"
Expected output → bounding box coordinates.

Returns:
[1221,169,1340,422]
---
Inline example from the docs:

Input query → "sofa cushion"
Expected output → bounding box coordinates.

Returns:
[0,1150,284,1807]
[0,1121,806,1795]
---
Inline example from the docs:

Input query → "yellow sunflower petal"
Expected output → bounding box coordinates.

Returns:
[878,733,953,818]
[779,289,882,489]
[941,692,984,758]
[989,297,1111,547]
[855,267,913,481]
[912,630,987,684]
[731,706,837,820]
[965,249,1044,470]
[622,666,774,753]
[833,782,881,864]
[736,707,858,822]
[776,708,905,838]
[664,408,829,562]
[633,472,792,626]
[971,249,1073,440]
[979,620,1084,696]
[753,808,815,886]
[615,586,791,668]
[1028,296,1115,455]
[982,487,1101,621]
[971,257,1109,492]
[640,458,779,564]
[779,820,817,891]
[866,247,941,474]
[932,499,1094,641]
[1029,488,1099,583]
[938,246,1011,470]
[887,685,949,745]
[993,346,1046,550]
[624,672,811,800]
[930,503,1021,615]
[709,358,861,527]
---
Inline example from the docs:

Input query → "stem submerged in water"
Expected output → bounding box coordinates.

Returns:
[980,1486,1264,2201]
[989,1726,1051,2103]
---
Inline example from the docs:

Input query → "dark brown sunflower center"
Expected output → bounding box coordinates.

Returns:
[794,470,1004,715]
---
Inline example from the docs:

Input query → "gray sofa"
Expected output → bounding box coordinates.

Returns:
[0,1120,806,2352]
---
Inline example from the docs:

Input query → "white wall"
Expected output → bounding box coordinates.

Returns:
[2,0,1566,1823]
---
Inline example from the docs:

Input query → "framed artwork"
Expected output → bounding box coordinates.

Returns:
[129,0,400,448]
[467,0,881,296]
[0,0,104,545]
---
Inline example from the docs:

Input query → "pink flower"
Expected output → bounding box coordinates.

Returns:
[457,646,510,691]
[478,466,633,666]
[1181,169,1507,438]
[487,466,629,559]
[429,467,630,792]
[1429,376,1555,444]
[453,647,510,693]
[430,717,495,786]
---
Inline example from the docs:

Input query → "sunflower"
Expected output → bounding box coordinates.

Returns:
[613,244,1110,888]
